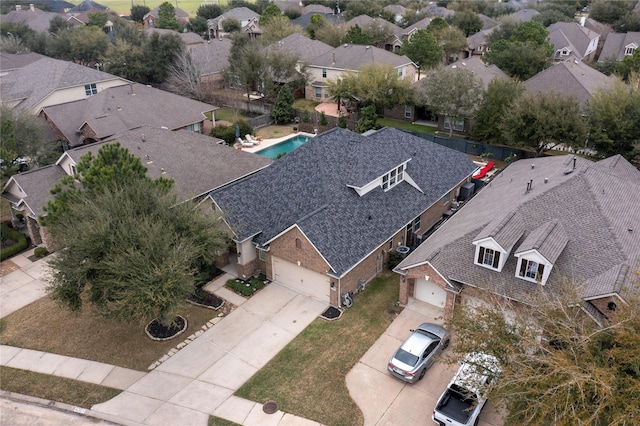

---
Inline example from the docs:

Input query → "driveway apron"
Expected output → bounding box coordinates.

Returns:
[91,283,327,426]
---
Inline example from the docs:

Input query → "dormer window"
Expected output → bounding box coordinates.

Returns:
[478,246,500,269]
[382,164,405,191]
[625,44,637,56]
[559,48,570,57]
[519,259,544,281]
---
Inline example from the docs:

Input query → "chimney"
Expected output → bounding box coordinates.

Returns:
[29,4,35,11]
[16,4,21,10]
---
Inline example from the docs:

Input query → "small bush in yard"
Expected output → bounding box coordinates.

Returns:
[225,276,267,297]
[34,247,47,258]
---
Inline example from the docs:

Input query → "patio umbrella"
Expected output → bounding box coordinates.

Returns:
[235,124,240,139]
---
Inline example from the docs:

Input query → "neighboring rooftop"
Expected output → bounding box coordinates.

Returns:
[189,38,233,76]
[0,52,46,74]
[598,32,640,62]
[309,43,414,70]
[524,59,616,108]
[445,56,508,90]
[1,4,63,32]
[269,33,333,63]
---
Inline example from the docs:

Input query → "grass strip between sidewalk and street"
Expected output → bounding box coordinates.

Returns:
[0,296,221,371]
[0,366,121,407]
[235,273,399,426]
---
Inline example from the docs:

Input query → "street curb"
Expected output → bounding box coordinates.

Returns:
[0,390,143,426]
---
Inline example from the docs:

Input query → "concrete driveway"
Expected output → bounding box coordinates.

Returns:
[91,282,327,425]
[346,298,504,426]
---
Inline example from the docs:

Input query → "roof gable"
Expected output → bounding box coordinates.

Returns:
[309,44,413,70]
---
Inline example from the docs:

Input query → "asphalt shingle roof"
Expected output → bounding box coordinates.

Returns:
[64,126,271,201]
[309,44,413,70]
[0,56,128,112]
[5,165,67,217]
[598,32,640,62]
[189,38,232,76]
[547,22,599,60]
[515,220,568,264]
[398,154,640,303]
[524,59,616,108]
[1,7,62,32]
[210,127,476,277]
[42,83,216,146]
[269,33,334,64]
[474,211,525,253]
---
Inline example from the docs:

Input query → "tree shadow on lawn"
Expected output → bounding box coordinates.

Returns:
[0,296,221,371]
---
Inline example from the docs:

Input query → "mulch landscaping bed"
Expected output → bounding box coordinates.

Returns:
[320,306,343,321]
[146,315,187,340]
[189,289,225,310]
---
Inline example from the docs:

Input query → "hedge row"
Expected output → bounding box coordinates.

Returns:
[0,223,29,261]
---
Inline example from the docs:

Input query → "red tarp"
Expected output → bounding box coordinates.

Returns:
[472,161,495,179]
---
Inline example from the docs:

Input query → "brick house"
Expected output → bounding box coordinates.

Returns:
[395,154,640,323]
[207,127,476,307]
[143,5,190,29]
[41,82,217,147]
[1,126,271,249]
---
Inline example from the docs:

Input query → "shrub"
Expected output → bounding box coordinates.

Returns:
[225,276,267,297]
[0,223,29,261]
[34,247,47,258]
[319,111,328,126]
[338,115,347,128]
[387,251,404,269]
[210,120,253,145]
[302,111,310,123]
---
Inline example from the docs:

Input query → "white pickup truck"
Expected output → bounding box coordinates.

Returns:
[432,353,499,426]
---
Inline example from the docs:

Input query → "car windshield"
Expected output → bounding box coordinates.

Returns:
[394,348,419,367]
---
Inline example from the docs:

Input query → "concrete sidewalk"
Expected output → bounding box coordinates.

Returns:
[0,345,146,390]
[91,283,327,426]
[0,249,52,318]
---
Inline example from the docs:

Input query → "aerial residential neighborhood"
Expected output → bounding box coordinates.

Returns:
[1,0,639,425]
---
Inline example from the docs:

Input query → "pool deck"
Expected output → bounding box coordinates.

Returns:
[238,132,315,154]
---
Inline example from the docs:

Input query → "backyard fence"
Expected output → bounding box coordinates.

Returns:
[293,109,359,133]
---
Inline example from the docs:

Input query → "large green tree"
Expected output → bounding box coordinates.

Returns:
[259,2,282,26]
[328,63,413,115]
[446,280,640,425]
[272,86,295,124]
[452,9,483,37]
[419,67,483,137]
[586,80,640,166]
[46,26,109,66]
[157,1,180,31]
[471,78,524,144]
[400,29,443,77]
[44,144,229,327]
[0,106,58,175]
[196,3,221,19]
[500,92,587,156]
[130,5,150,23]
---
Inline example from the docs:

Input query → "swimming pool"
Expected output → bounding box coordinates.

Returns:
[255,135,311,159]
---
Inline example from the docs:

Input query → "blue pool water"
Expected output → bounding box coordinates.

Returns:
[255,135,311,159]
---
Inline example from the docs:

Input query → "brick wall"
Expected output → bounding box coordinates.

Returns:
[589,296,619,317]
[267,227,330,276]
[26,216,42,246]
[403,262,457,318]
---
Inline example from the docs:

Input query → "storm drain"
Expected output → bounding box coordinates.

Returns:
[263,401,278,414]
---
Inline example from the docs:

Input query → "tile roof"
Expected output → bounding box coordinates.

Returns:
[598,32,640,62]
[524,59,616,108]
[0,56,128,112]
[268,33,334,64]
[209,127,476,277]
[42,83,216,146]
[398,154,640,303]
[189,38,232,76]
[4,165,68,217]
[309,44,414,70]
[64,126,271,201]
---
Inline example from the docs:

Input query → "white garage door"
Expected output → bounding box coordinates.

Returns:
[415,279,447,308]
[272,257,330,303]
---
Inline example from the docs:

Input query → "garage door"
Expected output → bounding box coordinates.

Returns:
[272,257,330,303]
[415,278,446,308]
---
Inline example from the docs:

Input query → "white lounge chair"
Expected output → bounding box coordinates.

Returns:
[238,137,253,147]
[245,134,260,145]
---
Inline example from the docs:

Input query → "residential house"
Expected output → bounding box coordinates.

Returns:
[524,59,615,109]
[393,56,507,131]
[421,4,454,19]
[343,15,403,51]
[189,37,233,91]
[41,82,217,147]
[207,7,260,40]
[0,52,46,77]
[273,1,333,15]
[305,44,416,102]
[507,8,539,23]
[0,56,130,113]
[145,28,205,50]
[207,127,477,306]
[291,11,342,29]
[1,4,69,33]
[66,10,121,32]
[143,5,190,29]
[388,17,433,52]
[547,22,600,63]
[28,0,75,13]
[598,32,640,62]
[384,4,406,24]
[1,126,271,249]
[395,154,640,324]
[66,0,108,13]
[302,4,333,15]
[269,33,333,66]
[466,28,495,57]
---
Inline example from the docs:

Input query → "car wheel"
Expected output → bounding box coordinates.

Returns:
[443,339,450,349]
[418,368,426,380]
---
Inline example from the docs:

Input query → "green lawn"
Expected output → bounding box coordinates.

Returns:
[0,366,121,407]
[235,273,399,426]
[378,118,438,134]
[89,0,232,17]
